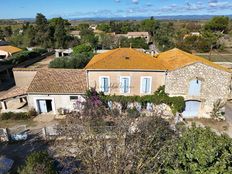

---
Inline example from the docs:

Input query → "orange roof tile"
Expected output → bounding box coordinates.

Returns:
[27,69,87,94]
[85,48,166,70]
[0,46,22,54]
[85,48,230,73]
[156,48,231,73]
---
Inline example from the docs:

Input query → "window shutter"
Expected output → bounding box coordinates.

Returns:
[142,78,146,93]
[100,77,105,91]
[145,78,150,93]
[121,77,129,93]
[125,78,129,93]
[104,78,109,92]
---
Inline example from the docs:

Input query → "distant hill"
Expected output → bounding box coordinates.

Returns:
[68,14,232,21]
[5,14,232,22]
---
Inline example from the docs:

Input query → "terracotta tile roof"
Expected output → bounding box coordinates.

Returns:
[156,48,231,73]
[85,48,166,70]
[27,69,87,94]
[0,46,22,54]
[0,87,28,101]
[85,48,231,73]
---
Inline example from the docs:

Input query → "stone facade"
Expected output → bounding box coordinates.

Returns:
[165,62,231,117]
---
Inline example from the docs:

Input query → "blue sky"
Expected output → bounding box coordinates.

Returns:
[1,0,232,19]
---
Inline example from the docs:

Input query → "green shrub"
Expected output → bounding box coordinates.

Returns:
[49,53,92,69]
[28,108,38,117]
[1,112,30,120]
[9,50,41,65]
[18,151,56,174]
[33,48,48,54]
[127,107,140,118]
[100,86,185,115]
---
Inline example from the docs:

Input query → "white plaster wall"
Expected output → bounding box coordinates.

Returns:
[0,51,9,58]
[27,94,85,114]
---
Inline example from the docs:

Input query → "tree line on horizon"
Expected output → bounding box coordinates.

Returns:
[0,13,231,53]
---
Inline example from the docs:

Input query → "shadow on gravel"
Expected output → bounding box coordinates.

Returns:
[0,131,50,173]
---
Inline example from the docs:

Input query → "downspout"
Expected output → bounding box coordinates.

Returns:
[164,69,168,93]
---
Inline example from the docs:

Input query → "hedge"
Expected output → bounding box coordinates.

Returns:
[100,86,185,114]
[0,109,37,120]
[7,48,48,65]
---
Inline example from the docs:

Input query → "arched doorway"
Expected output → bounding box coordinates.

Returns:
[188,78,201,96]
[182,100,201,118]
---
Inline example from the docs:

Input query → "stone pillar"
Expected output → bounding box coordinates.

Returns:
[24,97,28,103]
[1,101,7,110]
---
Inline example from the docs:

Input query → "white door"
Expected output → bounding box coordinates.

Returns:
[182,101,201,118]
[188,79,201,96]
[38,100,47,113]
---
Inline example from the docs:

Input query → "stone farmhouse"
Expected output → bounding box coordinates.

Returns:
[0,48,231,118]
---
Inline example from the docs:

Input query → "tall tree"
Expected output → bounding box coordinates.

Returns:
[205,16,230,33]
[35,13,50,48]
[53,18,67,48]
[2,26,12,38]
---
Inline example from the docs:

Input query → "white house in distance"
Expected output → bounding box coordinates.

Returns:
[55,48,73,58]
[69,30,81,39]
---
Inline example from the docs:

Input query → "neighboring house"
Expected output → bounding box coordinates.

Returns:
[55,48,73,58]
[69,30,81,39]
[183,32,201,39]
[115,32,150,43]
[27,69,87,114]
[85,48,232,118]
[0,46,22,60]
[127,32,150,43]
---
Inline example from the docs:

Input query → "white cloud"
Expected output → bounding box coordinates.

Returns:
[132,0,139,4]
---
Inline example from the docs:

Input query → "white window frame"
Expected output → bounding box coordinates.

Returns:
[99,76,110,93]
[120,76,131,94]
[140,76,152,94]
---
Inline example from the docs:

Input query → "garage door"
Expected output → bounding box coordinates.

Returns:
[182,100,201,118]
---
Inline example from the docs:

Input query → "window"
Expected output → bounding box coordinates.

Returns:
[188,79,201,96]
[70,96,78,101]
[120,76,130,94]
[99,76,110,93]
[140,76,152,94]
